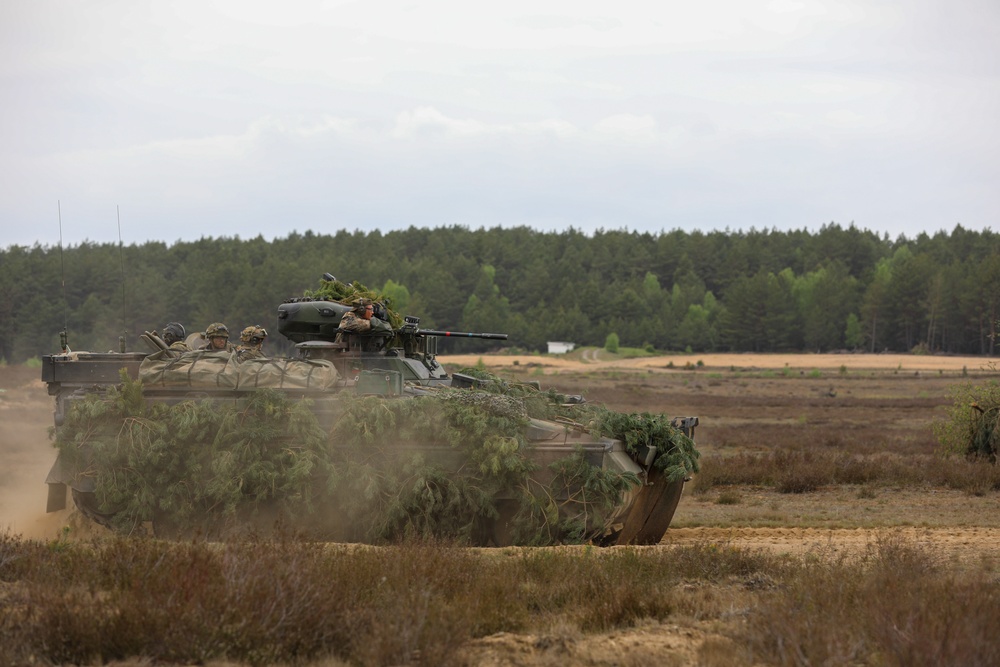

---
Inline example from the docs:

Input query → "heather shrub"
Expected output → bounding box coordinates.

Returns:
[935,378,1000,461]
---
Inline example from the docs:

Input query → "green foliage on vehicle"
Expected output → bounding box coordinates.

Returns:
[51,370,696,545]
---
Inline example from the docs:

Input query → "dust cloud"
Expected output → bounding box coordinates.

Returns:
[0,366,73,539]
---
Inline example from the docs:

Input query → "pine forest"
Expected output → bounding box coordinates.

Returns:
[1,223,998,363]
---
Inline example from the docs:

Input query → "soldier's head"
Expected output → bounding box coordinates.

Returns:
[352,299,374,321]
[205,322,229,349]
[162,322,185,346]
[240,325,268,347]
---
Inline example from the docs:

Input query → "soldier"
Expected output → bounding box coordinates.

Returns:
[336,299,392,347]
[161,322,191,352]
[235,325,268,362]
[338,300,375,335]
[201,322,234,352]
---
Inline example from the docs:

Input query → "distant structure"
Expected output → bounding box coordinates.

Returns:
[546,341,576,355]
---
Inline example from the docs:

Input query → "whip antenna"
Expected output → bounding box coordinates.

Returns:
[58,201,69,353]
[117,205,127,352]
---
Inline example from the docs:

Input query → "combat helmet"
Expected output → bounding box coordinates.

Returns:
[205,322,230,339]
[162,322,186,345]
[350,297,372,312]
[240,325,268,345]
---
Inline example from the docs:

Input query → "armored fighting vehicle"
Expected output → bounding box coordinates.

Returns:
[41,276,699,545]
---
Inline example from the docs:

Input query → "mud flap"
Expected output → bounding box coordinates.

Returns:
[46,482,67,512]
[45,456,69,512]
[613,468,686,545]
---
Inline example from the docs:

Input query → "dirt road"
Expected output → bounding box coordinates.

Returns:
[440,351,992,373]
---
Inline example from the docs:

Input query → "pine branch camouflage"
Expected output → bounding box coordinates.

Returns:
[53,369,698,545]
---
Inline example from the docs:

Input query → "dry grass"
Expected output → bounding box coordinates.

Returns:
[743,533,1000,666]
[2,530,998,666]
[0,531,778,666]
[694,449,1000,495]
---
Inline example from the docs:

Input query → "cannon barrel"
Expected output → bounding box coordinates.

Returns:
[415,329,508,340]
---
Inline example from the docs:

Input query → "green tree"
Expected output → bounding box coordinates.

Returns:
[795,261,858,351]
[720,269,797,352]
[861,257,892,352]
[968,254,1000,355]
[844,313,864,349]
[460,265,515,351]
[676,303,714,351]
[381,279,411,313]
[884,249,932,351]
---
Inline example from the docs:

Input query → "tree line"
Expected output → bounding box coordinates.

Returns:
[0,223,998,363]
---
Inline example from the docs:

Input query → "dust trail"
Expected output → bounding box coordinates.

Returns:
[0,368,73,540]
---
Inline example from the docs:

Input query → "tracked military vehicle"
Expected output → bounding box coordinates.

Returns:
[41,276,699,545]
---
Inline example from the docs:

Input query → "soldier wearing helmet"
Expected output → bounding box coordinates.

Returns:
[235,325,268,362]
[338,299,375,335]
[161,322,191,352]
[336,299,392,346]
[201,322,234,352]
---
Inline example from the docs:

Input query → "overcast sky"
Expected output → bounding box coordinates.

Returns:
[1,0,997,249]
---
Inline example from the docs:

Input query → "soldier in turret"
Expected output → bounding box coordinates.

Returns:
[201,322,234,352]
[235,325,268,362]
[338,300,375,335]
[338,300,392,338]
[161,322,191,352]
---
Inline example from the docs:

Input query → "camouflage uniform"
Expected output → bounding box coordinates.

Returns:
[336,300,392,348]
[336,301,373,345]
[338,310,372,334]
[201,322,234,352]
[235,325,268,363]
[162,322,191,353]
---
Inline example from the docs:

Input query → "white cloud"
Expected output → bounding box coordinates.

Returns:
[824,110,868,127]
[1,0,998,248]
[391,107,495,138]
[591,114,659,141]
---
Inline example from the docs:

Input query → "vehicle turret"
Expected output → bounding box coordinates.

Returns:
[276,277,507,384]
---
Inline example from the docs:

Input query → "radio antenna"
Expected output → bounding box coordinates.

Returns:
[117,205,127,352]
[58,201,69,353]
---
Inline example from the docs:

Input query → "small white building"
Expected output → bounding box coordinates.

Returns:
[546,341,576,355]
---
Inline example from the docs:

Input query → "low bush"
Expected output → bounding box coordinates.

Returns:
[935,378,1000,461]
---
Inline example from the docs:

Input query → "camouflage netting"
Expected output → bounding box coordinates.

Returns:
[52,370,699,545]
[455,368,701,483]
[304,277,404,329]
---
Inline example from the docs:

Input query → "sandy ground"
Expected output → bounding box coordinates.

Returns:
[665,525,1000,564]
[440,350,994,373]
